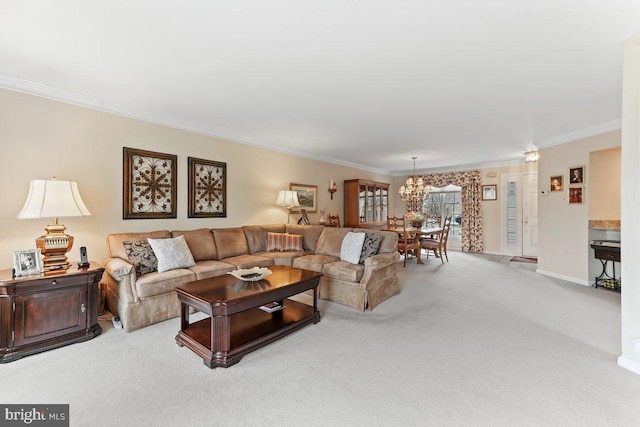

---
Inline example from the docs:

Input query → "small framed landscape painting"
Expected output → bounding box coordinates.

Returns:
[289,183,317,212]
[482,184,497,201]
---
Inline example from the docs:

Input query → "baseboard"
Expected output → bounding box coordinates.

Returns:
[536,269,590,286]
[618,355,640,376]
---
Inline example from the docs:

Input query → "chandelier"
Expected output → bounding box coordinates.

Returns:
[398,157,431,211]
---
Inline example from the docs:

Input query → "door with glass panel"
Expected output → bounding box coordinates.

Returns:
[423,190,462,250]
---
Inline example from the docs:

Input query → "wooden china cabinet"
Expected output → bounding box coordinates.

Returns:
[344,179,390,229]
[0,262,103,363]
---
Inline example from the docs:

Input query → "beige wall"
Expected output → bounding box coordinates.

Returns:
[537,130,621,284]
[0,88,390,269]
[588,147,621,220]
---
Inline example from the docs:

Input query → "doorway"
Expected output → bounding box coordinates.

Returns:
[500,173,538,257]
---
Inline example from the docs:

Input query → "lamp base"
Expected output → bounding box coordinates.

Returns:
[35,223,74,271]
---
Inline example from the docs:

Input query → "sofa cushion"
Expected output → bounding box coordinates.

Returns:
[340,232,366,264]
[107,230,171,260]
[293,254,340,273]
[315,227,354,257]
[188,260,236,280]
[358,232,383,264]
[256,251,308,266]
[212,228,249,260]
[122,240,158,277]
[285,224,325,251]
[222,254,273,269]
[135,269,196,298]
[243,224,286,254]
[171,228,218,261]
[323,260,365,283]
[147,235,196,273]
[267,232,304,252]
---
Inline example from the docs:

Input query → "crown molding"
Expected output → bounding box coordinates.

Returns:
[0,73,388,175]
[535,119,622,148]
[0,72,621,177]
[391,156,525,176]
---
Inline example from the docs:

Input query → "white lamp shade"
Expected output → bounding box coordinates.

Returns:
[275,190,300,208]
[18,179,91,219]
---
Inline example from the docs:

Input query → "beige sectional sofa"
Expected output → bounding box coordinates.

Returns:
[101,224,400,331]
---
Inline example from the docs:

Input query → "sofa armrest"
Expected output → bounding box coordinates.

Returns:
[363,252,400,270]
[102,257,139,304]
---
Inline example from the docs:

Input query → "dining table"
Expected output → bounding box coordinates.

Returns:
[381,226,445,264]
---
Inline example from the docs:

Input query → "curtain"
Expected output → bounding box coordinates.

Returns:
[423,170,483,253]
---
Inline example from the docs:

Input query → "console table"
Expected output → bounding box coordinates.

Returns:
[0,262,103,363]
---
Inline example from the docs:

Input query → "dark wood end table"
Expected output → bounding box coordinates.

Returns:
[175,265,321,368]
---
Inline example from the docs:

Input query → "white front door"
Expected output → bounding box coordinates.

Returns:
[500,173,539,257]
[522,173,538,257]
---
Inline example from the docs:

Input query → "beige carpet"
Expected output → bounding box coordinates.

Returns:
[2,251,639,427]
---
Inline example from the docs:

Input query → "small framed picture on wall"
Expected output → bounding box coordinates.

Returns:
[569,186,583,204]
[549,175,563,192]
[569,166,584,184]
[482,185,497,201]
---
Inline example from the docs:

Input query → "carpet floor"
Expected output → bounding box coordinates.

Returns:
[1,251,638,427]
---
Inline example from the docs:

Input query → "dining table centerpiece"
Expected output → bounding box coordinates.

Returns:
[405,211,427,228]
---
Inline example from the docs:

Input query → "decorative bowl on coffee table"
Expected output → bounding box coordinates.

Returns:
[228,267,272,282]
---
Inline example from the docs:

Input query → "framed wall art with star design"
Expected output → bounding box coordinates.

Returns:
[188,156,227,218]
[123,147,177,219]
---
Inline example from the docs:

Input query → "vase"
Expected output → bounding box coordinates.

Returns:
[319,210,326,224]
[411,220,423,228]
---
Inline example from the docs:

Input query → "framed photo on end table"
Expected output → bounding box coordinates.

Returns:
[13,249,44,277]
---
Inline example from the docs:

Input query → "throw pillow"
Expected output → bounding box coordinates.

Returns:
[340,232,366,264]
[147,235,196,273]
[267,232,288,252]
[359,232,383,264]
[122,240,158,277]
[282,234,304,252]
[267,232,304,252]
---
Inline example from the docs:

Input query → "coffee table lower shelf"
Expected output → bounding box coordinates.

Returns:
[176,298,319,368]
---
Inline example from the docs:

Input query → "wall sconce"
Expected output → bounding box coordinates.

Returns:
[328,179,337,200]
[17,178,92,271]
[525,151,539,163]
[275,190,300,223]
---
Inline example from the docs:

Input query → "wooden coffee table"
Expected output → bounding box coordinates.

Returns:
[175,265,321,368]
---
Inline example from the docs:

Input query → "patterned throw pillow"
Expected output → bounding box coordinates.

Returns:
[147,235,196,273]
[359,232,383,264]
[122,240,158,277]
[340,232,366,264]
[267,232,304,252]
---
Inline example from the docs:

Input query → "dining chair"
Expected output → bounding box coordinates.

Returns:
[420,215,452,263]
[328,214,341,227]
[387,215,421,267]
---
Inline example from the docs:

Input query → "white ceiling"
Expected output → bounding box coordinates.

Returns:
[1,1,639,175]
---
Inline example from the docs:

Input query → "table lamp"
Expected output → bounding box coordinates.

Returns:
[17,178,91,271]
[275,190,300,223]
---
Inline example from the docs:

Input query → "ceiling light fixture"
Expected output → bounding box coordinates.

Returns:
[525,150,539,163]
[398,157,431,212]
